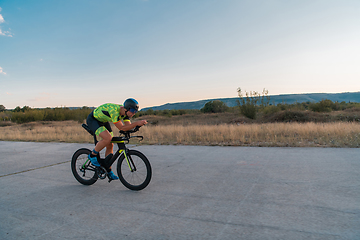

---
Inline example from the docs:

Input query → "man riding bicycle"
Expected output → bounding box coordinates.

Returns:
[86,98,147,180]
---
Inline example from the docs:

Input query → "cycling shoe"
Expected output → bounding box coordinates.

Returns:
[88,154,100,167]
[108,170,119,180]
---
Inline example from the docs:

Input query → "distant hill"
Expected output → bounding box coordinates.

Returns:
[142,92,360,111]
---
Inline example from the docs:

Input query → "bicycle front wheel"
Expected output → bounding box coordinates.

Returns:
[71,148,98,185]
[117,150,152,191]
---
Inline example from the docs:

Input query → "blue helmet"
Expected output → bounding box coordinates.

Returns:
[123,98,139,113]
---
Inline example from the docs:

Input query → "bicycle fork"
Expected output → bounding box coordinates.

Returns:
[120,149,137,172]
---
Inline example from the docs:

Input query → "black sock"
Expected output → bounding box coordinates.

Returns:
[105,153,113,161]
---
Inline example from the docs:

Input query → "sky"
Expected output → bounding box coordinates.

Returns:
[0,0,359,110]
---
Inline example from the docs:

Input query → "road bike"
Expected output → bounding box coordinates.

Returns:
[71,124,152,191]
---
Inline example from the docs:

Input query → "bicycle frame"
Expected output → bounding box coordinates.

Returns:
[80,141,135,180]
[109,140,136,172]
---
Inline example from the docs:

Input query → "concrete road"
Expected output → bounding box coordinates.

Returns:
[0,141,359,240]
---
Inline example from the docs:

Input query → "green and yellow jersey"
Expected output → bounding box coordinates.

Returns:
[93,103,130,123]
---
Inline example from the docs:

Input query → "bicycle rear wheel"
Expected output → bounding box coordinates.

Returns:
[117,150,152,191]
[71,148,98,185]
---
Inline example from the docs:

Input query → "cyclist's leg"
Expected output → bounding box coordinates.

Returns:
[100,132,117,177]
[98,124,118,180]
[98,133,118,180]
[86,116,115,175]
[86,117,111,154]
[86,113,103,166]
[103,122,114,157]
[94,130,112,153]
[87,130,112,167]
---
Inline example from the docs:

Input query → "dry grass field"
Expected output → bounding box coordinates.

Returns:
[0,121,92,143]
[0,118,359,147]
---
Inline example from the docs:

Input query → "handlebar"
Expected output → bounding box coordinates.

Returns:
[119,125,141,135]
[118,125,143,143]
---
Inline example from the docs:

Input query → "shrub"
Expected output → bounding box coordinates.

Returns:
[201,100,229,113]
[170,109,187,115]
[10,107,92,123]
[262,105,281,115]
[237,88,270,119]
[268,110,309,123]
[237,101,257,119]
[309,99,335,112]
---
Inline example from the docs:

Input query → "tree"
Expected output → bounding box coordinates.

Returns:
[309,99,335,112]
[0,105,5,112]
[21,106,31,112]
[201,100,228,113]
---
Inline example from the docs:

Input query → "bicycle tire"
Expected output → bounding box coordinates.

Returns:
[71,148,98,185]
[116,150,152,191]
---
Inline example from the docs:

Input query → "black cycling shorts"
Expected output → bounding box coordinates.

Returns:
[86,111,113,136]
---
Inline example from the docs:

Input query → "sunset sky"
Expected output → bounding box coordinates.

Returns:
[1,0,359,109]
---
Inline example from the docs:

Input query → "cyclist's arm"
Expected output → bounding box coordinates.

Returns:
[114,120,147,132]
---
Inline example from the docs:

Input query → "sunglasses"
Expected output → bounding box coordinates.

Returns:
[129,108,138,113]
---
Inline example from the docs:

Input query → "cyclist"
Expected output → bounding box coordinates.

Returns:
[86,98,147,180]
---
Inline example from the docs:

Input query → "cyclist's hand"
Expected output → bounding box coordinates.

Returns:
[137,120,148,126]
